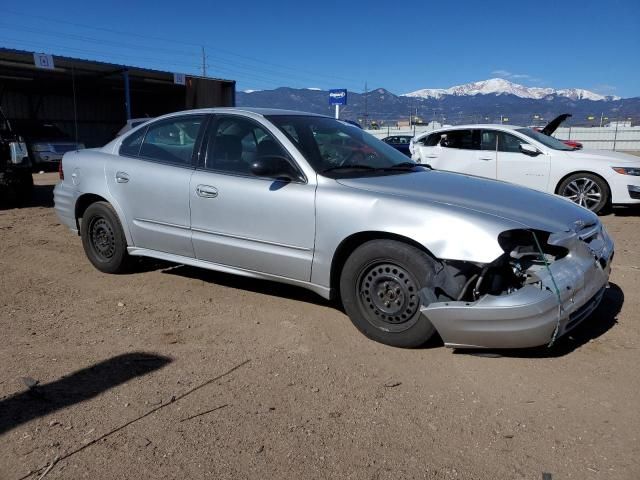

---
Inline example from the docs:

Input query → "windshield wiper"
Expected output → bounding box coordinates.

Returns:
[321,164,377,173]
[380,162,431,171]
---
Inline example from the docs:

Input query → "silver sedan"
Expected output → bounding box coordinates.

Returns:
[54,108,614,349]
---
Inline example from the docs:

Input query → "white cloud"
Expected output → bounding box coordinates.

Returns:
[491,69,541,84]
[591,84,617,94]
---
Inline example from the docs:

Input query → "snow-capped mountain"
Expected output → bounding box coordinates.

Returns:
[404,78,619,101]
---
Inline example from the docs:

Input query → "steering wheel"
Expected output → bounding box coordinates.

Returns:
[338,149,366,167]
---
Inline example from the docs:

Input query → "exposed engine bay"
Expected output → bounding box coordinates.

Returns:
[420,225,613,349]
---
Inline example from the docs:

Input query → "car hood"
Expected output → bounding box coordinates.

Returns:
[337,170,597,233]
[562,148,640,165]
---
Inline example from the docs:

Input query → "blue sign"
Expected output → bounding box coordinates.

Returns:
[329,89,347,105]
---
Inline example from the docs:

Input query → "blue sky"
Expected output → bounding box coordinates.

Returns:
[1,0,639,97]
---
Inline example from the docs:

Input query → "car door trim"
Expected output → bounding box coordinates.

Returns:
[190,226,312,251]
[134,217,191,230]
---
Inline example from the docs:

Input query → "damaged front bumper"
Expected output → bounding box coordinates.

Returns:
[421,224,614,349]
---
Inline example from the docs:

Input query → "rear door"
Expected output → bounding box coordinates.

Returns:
[496,130,550,191]
[106,115,206,257]
[427,129,497,179]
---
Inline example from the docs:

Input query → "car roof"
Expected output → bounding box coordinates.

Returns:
[415,124,528,139]
[157,107,328,118]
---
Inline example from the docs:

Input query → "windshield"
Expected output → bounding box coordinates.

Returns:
[266,115,421,176]
[516,127,574,151]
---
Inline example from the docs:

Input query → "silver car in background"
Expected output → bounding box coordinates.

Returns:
[54,108,614,349]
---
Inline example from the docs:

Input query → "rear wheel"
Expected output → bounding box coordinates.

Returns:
[339,240,438,348]
[80,201,131,273]
[558,173,609,214]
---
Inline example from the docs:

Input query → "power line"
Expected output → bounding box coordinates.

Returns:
[0,24,364,91]
[0,22,199,58]
[0,37,201,71]
[0,8,365,88]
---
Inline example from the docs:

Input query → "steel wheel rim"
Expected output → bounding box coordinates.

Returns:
[356,261,421,332]
[89,217,116,260]
[562,178,602,210]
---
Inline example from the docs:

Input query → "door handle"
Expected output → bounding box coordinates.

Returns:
[115,171,129,183]
[425,155,438,159]
[196,184,218,198]
[479,157,494,161]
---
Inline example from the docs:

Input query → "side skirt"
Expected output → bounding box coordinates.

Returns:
[127,247,332,300]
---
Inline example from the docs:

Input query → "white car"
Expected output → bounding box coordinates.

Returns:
[410,124,640,214]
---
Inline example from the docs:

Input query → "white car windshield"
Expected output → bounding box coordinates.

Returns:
[516,128,575,151]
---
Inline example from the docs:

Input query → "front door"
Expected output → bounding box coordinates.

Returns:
[189,115,316,281]
[495,131,550,192]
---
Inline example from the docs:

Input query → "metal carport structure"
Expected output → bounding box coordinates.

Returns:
[0,48,235,147]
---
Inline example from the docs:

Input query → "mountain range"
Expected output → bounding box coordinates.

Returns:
[236,79,639,126]
[403,78,619,101]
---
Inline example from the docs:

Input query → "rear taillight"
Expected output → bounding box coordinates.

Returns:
[58,160,64,180]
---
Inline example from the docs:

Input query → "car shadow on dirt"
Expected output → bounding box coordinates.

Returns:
[0,183,54,210]
[454,282,624,358]
[161,264,332,308]
[611,205,640,216]
[0,352,171,436]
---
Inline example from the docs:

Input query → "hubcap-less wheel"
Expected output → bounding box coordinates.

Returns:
[561,177,602,210]
[357,262,420,332]
[89,217,116,260]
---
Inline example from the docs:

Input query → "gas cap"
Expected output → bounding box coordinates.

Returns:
[71,168,81,186]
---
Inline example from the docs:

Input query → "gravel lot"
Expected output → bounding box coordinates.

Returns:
[1,173,639,480]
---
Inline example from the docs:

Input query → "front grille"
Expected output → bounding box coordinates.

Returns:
[628,185,640,200]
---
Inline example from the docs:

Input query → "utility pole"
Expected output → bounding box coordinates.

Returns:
[364,81,368,128]
[201,46,207,77]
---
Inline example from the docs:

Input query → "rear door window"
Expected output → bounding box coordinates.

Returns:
[119,128,146,157]
[138,116,205,166]
[424,133,444,146]
[441,129,480,150]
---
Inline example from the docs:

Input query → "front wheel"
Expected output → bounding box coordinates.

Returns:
[557,173,610,214]
[80,201,132,273]
[339,240,439,348]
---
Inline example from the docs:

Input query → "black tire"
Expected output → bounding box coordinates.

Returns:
[557,173,610,214]
[339,239,438,348]
[80,201,131,274]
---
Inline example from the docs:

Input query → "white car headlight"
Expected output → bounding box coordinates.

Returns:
[612,166,640,176]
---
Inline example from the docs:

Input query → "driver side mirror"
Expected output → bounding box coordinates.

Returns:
[250,155,300,181]
[519,143,540,156]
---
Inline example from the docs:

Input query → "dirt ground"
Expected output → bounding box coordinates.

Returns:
[1,172,639,480]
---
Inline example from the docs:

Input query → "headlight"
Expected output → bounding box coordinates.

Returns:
[498,229,568,261]
[612,166,640,176]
